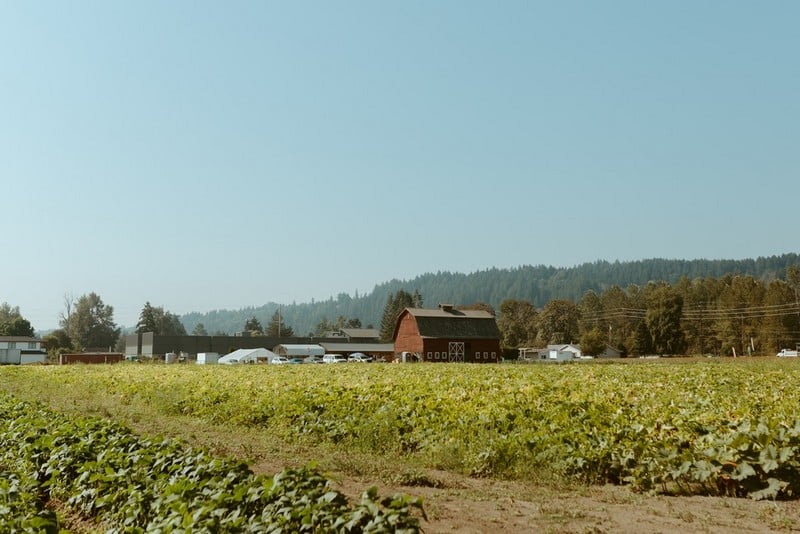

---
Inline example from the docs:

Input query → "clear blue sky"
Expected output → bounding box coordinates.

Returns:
[2,1,798,330]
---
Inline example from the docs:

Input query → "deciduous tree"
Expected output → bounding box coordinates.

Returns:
[62,293,120,351]
[580,327,607,357]
[497,299,538,349]
[535,299,580,345]
[0,303,35,337]
[645,284,686,355]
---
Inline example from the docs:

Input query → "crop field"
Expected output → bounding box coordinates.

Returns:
[3,359,800,531]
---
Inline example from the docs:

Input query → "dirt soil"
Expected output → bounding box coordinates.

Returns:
[242,450,800,534]
[336,472,800,533]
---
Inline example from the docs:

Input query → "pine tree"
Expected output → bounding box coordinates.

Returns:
[136,302,158,334]
[266,310,294,337]
[244,316,263,335]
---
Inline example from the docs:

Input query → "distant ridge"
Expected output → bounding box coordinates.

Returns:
[181,254,800,337]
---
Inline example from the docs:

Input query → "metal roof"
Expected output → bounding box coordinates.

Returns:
[318,342,394,353]
[339,328,380,339]
[272,344,325,356]
[396,308,501,340]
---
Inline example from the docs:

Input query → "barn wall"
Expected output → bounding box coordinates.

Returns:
[422,339,501,363]
[394,314,423,355]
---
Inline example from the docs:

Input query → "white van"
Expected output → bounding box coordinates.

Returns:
[322,353,348,363]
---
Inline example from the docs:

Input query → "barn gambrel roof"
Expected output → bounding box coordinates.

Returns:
[393,307,501,340]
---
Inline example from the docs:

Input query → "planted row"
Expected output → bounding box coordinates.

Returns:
[0,394,423,532]
[5,361,800,499]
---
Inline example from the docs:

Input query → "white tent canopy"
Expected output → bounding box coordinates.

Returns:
[218,348,277,364]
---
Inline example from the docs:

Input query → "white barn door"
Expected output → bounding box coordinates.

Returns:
[448,342,465,362]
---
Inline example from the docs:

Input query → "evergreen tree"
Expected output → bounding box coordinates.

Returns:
[266,310,294,337]
[315,318,335,336]
[631,320,652,356]
[137,302,187,336]
[192,323,208,336]
[535,299,580,345]
[379,294,396,342]
[159,311,187,336]
[244,316,263,335]
[379,290,418,341]
[136,302,158,334]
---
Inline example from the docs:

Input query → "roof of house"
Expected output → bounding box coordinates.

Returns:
[395,307,501,340]
[0,336,40,342]
[339,328,380,339]
[546,344,581,353]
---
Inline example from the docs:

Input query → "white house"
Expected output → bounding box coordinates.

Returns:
[545,344,582,361]
[0,336,47,364]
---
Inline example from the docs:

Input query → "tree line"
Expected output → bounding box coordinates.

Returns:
[4,255,799,359]
[181,254,800,337]
[497,267,800,357]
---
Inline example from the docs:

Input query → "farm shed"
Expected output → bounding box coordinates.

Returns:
[60,352,124,365]
[218,348,277,364]
[196,352,219,364]
[272,344,325,358]
[393,305,501,363]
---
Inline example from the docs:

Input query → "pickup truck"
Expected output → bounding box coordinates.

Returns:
[776,349,799,357]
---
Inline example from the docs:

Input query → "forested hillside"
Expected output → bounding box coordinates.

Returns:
[181,254,799,337]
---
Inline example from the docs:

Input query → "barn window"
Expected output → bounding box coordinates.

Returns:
[483,352,488,359]
[427,352,432,360]
[491,352,497,360]
[435,352,440,360]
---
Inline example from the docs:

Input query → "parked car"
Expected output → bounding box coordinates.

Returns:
[288,357,305,364]
[304,355,323,364]
[270,356,290,365]
[348,352,373,363]
[322,353,348,364]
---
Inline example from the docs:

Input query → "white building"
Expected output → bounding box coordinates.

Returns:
[0,336,47,364]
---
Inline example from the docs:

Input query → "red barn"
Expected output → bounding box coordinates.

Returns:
[393,305,502,363]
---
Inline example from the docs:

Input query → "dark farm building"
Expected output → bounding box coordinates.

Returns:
[393,305,502,363]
